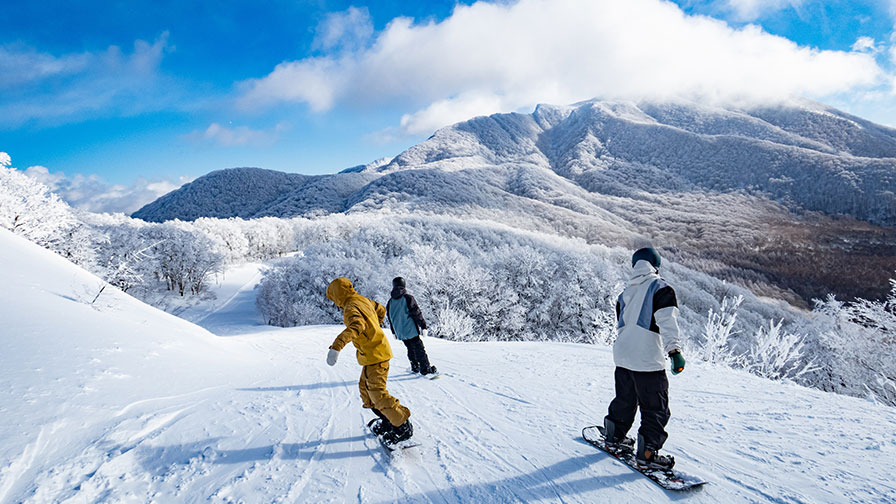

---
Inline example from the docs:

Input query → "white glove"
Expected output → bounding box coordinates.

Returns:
[420,328,429,338]
[326,349,339,366]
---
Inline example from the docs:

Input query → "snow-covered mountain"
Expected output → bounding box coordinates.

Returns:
[3,226,895,503]
[376,98,896,224]
[132,98,896,304]
[132,168,380,221]
[136,98,896,225]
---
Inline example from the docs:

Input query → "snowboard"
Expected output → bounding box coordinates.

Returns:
[582,425,706,491]
[406,368,443,380]
[367,419,420,452]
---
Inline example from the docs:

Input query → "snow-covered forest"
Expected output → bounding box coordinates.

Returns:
[2,151,895,407]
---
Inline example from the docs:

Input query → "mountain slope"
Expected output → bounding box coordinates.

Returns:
[134,99,896,226]
[379,99,896,224]
[2,229,895,503]
[131,99,896,304]
[132,168,381,222]
[132,167,307,221]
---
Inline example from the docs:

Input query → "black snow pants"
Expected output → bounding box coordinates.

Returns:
[402,336,432,372]
[604,367,670,451]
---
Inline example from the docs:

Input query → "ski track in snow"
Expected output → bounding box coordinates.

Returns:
[3,244,896,504]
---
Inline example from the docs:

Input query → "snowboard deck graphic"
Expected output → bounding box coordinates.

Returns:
[367,419,420,452]
[582,425,706,491]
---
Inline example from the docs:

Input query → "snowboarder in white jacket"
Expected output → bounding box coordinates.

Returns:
[386,277,437,376]
[603,247,686,471]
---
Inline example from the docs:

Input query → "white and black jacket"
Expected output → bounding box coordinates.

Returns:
[613,260,683,372]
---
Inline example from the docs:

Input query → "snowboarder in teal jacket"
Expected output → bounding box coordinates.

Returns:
[386,277,437,376]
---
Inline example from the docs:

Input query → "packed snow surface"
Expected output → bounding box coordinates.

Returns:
[2,228,895,503]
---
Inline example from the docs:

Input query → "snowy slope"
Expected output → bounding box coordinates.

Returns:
[2,229,896,503]
[0,229,260,502]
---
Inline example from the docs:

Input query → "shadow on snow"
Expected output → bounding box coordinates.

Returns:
[133,434,373,473]
[237,380,355,392]
[373,453,662,504]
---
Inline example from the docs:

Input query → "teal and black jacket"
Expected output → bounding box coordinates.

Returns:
[386,286,428,341]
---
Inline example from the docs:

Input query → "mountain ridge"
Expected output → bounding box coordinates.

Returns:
[131,98,896,304]
[134,98,896,225]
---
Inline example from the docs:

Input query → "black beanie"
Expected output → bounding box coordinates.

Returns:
[631,247,661,268]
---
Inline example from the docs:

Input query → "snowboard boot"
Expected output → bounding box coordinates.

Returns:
[636,434,674,470]
[368,408,393,436]
[421,365,438,376]
[411,362,420,374]
[367,418,391,436]
[603,418,634,452]
[383,420,413,444]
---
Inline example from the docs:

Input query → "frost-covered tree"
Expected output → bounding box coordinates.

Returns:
[0,154,90,264]
[693,296,746,367]
[747,320,819,381]
[94,224,156,293]
[809,280,896,405]
[256,216,624,343]
[845,278,896,342]
[148,223,223,296]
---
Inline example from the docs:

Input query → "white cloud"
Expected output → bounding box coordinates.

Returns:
[399,92,508,135]
[890,31,896,66]
[239,0,885,135]
[723,0,805,21]
[0,33,175,127]
[186,121,291,147]
[239,57,341,112]
[852,36,877,53]
[312,7,375,52]
[0,45,89,89]
[22,165,190,215]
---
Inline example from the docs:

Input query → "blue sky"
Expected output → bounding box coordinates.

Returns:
[2,0,896,212]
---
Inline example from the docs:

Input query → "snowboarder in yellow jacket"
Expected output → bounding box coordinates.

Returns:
[325,277,413,444]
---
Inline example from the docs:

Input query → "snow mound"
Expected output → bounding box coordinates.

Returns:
[0,229,252,502]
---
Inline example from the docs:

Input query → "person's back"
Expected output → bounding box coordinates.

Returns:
[387,290,419,341]
[603,247,685,471]
[613,260,680,372]
[386,277,436,375]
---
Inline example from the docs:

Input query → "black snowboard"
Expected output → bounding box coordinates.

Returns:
[582,425,706,491]
[367,419,420,452]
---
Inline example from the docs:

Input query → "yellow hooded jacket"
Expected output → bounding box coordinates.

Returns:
[326,277,392,366]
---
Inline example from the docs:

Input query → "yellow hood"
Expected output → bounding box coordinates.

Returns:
[326,277,356,309]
